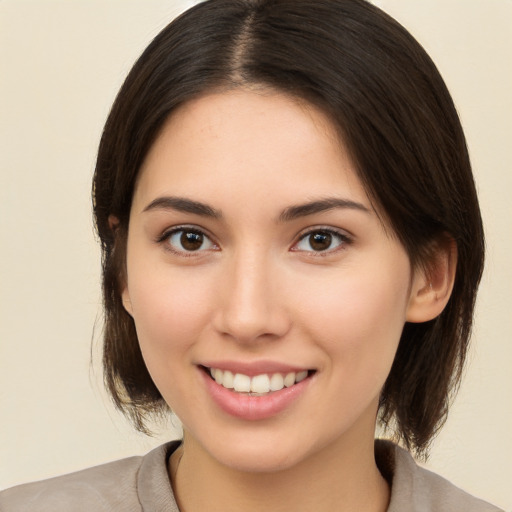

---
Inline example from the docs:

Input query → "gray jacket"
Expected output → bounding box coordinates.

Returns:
[0,440,503,511]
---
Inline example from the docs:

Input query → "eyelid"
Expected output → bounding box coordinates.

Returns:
[291,226,353,254]
[156,224,220,255]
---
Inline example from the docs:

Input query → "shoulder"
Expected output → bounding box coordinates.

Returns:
[0,455,145,512]
[376,440,504,512]
[0,442,180,512]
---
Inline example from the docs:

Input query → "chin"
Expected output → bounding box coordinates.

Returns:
[194,427,320,474]
[217,447,302,474]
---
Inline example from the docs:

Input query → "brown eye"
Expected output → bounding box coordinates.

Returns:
[166,228,216,253]
[308,232,332,251]
[293,229,348,253]
[181,231,204,251]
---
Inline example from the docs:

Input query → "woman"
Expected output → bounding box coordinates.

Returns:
[0,0,504,510]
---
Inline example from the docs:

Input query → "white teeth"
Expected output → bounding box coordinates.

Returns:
[296,370,308,383]
[284,372,296,387]
[208,368,310,394]
[222,370,234,389]
[251,374,270,393]
[269,373,284,391]
[233,373,251,392]
[213,368,223,385]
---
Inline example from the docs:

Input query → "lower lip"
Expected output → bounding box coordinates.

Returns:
[200,369,312,421]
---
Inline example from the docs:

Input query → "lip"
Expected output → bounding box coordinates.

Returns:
[200,359,310,377]
[198,364,314,421]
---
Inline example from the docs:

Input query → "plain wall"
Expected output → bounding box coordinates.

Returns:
[0,1,510,509]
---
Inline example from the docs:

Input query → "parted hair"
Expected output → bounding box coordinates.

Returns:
[93,0,484,457]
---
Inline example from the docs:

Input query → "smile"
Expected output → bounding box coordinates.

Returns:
[208,367,311,395]
[200,364,315,420]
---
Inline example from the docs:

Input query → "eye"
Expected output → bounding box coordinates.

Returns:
[162,227,217,254]
[293,229,349,253]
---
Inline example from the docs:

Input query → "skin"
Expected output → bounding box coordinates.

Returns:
[122,89,452,512]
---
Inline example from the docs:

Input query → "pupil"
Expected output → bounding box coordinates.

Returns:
[310,232,331,251]
[181,231,203,251]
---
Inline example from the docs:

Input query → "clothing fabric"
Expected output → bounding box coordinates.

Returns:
[0,440,503,511]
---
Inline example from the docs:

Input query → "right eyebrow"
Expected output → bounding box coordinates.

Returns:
[142,196,222,218]
[278,197,370,222]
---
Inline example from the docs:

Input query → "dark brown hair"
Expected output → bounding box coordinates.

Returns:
[93,0,484,456]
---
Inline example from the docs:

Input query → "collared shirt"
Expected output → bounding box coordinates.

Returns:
[0,440,503,511]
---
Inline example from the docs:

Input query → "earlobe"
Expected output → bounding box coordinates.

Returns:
[108,214,132,316]
[108,214,120,231]
[122,287,134,317]
[406,238,457,323]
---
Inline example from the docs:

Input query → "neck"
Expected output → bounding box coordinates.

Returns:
[170,429,389,512]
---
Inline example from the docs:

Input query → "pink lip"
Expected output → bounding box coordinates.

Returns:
[199,366,314,421]
[200,359,310,377]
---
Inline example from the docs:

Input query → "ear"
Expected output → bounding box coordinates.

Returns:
[108,214,133,316]
[108,214,120,231]
[121,286,134,317]
[406,237,457,323]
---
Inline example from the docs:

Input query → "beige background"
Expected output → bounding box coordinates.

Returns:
[0,0,510,509]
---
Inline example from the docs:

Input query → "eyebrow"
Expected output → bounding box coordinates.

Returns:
[278,197,370,222]
[142,196,222,218]
[142,195,370,222]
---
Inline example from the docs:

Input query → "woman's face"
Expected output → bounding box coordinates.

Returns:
[123,89,424,472]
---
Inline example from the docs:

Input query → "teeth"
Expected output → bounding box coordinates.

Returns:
[283,372,295,387]
[213,368,223,385]
[296,370,308,383]
[269,373,284,391]
[222,370,234,389]
[251,374,270,393]
[208,368,310,394]
[233,373,251,392]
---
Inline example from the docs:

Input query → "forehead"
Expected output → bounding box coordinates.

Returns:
[133,89,371,214]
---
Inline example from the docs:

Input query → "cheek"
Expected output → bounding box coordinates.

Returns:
[126,268,219,410]
[294,262,410,373]
[126,264,217,361]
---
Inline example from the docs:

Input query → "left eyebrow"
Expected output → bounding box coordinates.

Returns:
[278,197,370,222]
[142,196,222,218]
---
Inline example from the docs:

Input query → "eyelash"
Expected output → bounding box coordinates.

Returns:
[292,227,352,256]
[157,225,219,257]
[156,225,352,256]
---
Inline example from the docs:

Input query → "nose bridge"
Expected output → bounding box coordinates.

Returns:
[214,246,289,343]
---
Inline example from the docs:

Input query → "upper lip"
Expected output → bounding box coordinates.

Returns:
[199,360,313,377]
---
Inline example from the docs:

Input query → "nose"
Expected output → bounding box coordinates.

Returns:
[212,251,291,344]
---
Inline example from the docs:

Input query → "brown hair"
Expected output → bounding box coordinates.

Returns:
[93,0,484,456]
